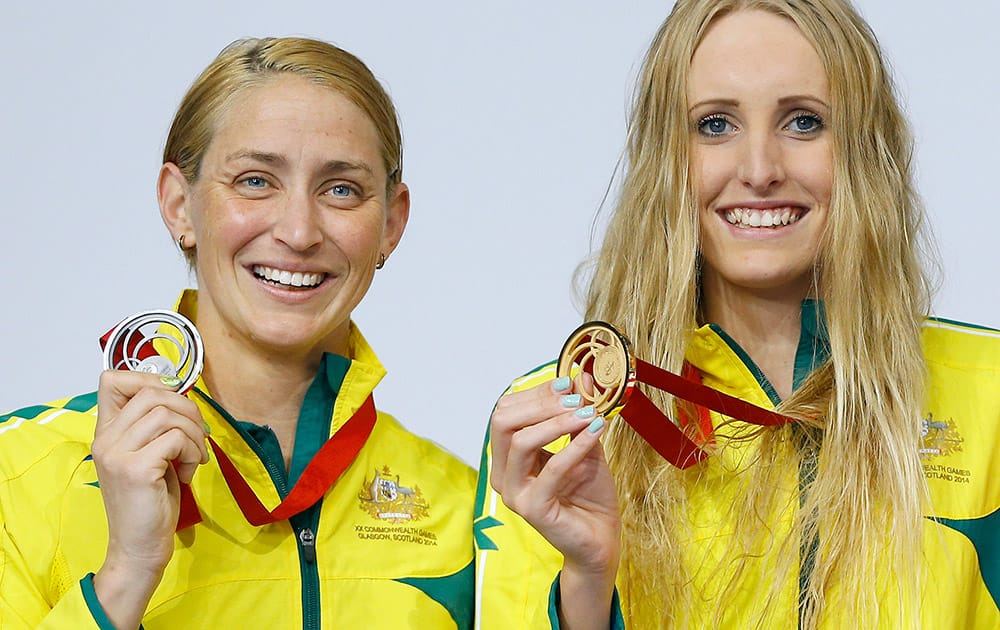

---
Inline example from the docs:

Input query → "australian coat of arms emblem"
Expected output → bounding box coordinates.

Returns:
[359,466,430,523]
[919,413,964,460]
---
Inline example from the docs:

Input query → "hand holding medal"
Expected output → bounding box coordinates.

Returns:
[91,311,211,618]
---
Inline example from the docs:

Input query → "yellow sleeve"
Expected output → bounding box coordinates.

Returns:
[473,363,565,629]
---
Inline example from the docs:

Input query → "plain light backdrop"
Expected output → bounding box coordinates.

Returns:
[4,1,998,465]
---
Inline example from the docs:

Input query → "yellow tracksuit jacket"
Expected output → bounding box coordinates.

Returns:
[0,291,476,629]
[474,306,1000,628]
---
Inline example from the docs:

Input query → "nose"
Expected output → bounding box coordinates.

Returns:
[737,130,784,193]
[272,190,323,252]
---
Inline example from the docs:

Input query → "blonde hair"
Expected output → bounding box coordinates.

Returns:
[587,0,932,626]
[163,37,403,267]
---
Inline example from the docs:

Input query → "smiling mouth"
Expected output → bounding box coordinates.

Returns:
[252,265,327,289]
[723,207,804,228]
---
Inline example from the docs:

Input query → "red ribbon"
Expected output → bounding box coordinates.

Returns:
[199,395,377,527]
[618,358,794,469]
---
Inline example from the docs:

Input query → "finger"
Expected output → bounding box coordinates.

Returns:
[98,370,189,427]
[99,385,203,441]
[502,408,596,491]
[531,416,607,499]
[493,380,581,433]
[491,378,586,484]
[138,427,207,485]
[110,404,209,465]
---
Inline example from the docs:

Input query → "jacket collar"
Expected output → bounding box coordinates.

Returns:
[685,299,829,409]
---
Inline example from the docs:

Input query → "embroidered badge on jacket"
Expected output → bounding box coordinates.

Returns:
[919,413,964,460]
[359,465,430,523]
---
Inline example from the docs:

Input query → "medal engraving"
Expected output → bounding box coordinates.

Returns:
[557,321,636,415]
[103,310,204,394]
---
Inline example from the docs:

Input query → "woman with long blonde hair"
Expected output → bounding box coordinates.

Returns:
[476,0,1000,627]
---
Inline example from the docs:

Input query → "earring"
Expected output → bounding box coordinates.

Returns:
[375,253,386,270]
[177,234,187,250]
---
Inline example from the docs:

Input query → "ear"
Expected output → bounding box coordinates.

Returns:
[158,162,195,245]
[380,182,410,257]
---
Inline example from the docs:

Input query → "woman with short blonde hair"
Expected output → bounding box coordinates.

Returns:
[0,37,475,629]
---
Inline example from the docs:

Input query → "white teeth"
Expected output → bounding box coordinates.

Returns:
[723,207,802,228]
[252,265,325,288]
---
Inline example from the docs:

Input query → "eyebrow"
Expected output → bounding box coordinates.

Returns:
[224,151,376,177]
[688,94,830,113]
[225,150,287,166]
[319,160,374,178]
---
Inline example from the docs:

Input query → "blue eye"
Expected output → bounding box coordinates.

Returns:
[330,184,353,197]
[244,176,267,188]
[787,114,824,134]
[698,115,734,137]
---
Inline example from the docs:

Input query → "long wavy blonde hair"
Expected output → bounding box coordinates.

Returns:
[586,0,933,626]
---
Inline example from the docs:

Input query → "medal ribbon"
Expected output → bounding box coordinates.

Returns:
[195,395,377,528]
[618,358,794,469]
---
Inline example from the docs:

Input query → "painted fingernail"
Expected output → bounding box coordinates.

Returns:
[551,376,572,393]
[203,422,212,435]
[587,417,605,434]
[560,394,582,408]
[160,375,183,389]
[574,405,595,419]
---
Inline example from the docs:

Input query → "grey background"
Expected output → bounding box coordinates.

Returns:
[3,1,997,465]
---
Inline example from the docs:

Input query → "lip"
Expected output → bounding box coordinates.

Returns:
[716,200,809,211]
[714,201,811,237]
[246,263,334,294]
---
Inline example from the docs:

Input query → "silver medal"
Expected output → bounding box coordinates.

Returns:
[102,310,204,393]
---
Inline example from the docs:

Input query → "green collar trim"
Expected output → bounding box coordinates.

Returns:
[793,299,830,390]
[287,353,351,487]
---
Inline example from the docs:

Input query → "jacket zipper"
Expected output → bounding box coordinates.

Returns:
[293,509,322,630]
[299,527,317,564]
[195,389,324,630]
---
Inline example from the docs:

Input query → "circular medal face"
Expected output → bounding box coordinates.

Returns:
[102,310,204,394]
[557,321,636,415]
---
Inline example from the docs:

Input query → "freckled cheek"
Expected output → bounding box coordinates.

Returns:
[325,216,385,262]
[203,212,268,251]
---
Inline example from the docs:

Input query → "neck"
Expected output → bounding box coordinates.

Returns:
[196,323,348,470]
[701,274,810,400]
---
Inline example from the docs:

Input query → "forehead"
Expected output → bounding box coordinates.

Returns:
[206,74,384,172]
[688,10,828,103]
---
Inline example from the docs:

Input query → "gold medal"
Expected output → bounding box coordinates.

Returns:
[557,321,636,416]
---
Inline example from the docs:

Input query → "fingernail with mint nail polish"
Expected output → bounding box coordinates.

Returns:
[551,376,572,393]
[160,375,183,389]
[587,417,605,434]
[574,406,595,419]
[203,422,212,435]
[560,394,582,408]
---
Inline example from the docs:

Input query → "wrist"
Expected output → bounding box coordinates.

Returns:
[93,557,164,630]
[556,564,619,630]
